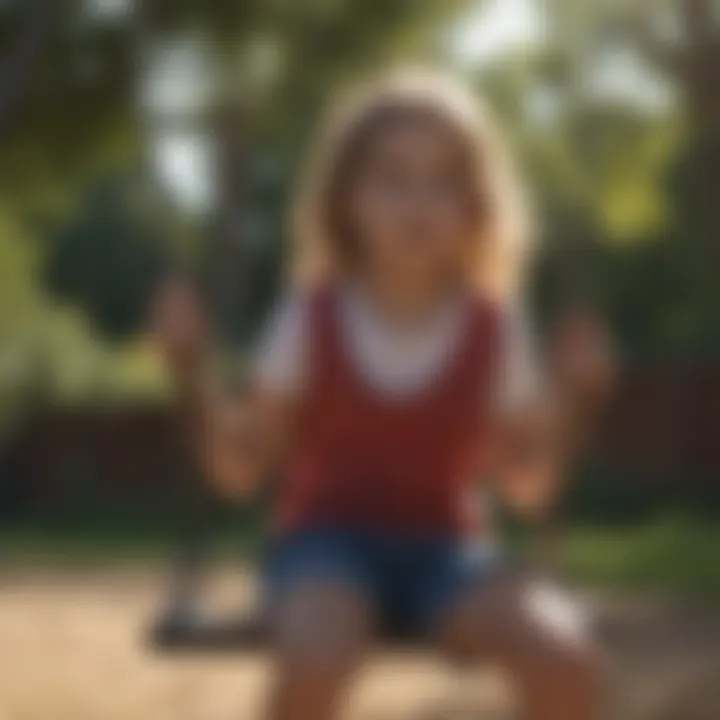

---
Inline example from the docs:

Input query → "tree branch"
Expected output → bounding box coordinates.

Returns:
[0,0,54,135]
[682,0,716,46]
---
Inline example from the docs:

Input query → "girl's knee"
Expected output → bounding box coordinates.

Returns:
[522,638,601,710]
[269,640,361,720]
[274,582,371,674]
[521,581,600,688]
[547,640,599,686]
[278,630,365,676]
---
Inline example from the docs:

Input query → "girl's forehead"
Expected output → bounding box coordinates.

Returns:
[364,102,469,138]
[355,108,473,161]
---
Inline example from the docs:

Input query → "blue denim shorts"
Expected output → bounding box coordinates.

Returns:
[264,528,502,637]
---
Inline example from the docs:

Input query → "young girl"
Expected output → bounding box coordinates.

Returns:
[154,70,613,720]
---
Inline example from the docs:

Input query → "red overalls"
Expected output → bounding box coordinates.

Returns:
[275,286,501,537]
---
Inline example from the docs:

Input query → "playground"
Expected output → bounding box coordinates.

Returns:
[1,563,719,720]
[2,2,720,719]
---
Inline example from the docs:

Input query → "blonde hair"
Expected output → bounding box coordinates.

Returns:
[291,68,534,300]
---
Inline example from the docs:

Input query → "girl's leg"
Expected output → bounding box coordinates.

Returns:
[265,580,372,720]
[437,576,601,720]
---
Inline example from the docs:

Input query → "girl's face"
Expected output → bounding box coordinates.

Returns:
[345,113,479,295]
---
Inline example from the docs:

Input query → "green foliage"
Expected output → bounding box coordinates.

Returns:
[0,0,471,346]
[43,177,167,340]
[561,518,720,599]
[0,0,719,394]
[1,512,718,599]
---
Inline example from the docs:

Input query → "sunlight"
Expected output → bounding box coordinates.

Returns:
[85,0,133,22]
[451,0,546,66]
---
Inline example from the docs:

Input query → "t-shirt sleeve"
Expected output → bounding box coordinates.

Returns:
[253,290,310,397]
[492,302,544,414]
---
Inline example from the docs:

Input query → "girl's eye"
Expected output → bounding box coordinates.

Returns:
[432,171,460,195]
[366,158,465,202]
[373,168,413,198]
[424,167,466,203]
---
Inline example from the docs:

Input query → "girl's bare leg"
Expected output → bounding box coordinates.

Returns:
[438,577,601,720]
[265,582,371,720]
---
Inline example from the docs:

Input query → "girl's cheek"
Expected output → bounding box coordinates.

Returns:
[358,184,409,242]
[347,180,472,268]
[427,198,474,251]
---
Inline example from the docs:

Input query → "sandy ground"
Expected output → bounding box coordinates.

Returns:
[0,567,718,720]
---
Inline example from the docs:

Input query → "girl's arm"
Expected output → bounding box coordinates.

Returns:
[491,307,616,519]
[151,279,302,500]
[199,383,295,499]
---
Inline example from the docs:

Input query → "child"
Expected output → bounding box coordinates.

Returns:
[153,70,613,720]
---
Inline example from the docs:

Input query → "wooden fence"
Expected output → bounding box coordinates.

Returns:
[3,365,719,514]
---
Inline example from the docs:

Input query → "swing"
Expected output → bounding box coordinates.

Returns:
[149,598,423,654]
[144,185,600,659]
[147,526,425,654]
[145,399,552,656]
[145,467,429,654]
[150,605,271,653]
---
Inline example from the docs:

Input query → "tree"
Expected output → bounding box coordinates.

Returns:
[43,176,166,339]
[0,0,472,342]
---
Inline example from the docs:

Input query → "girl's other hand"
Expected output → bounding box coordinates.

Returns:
[550,307,618,408]
[203,393,260,499]
[150,276,209,382]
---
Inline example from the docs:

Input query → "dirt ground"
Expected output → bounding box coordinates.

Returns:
[0,567,718,720]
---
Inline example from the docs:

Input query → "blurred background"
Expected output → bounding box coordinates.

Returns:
[0,1,719,719]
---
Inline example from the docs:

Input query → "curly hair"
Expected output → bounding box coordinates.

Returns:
[290,67,534,300]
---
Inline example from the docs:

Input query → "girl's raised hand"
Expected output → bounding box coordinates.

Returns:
[550,307,618,408]
[150,276,210,382]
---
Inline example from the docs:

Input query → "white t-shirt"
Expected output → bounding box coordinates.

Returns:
[254,284,541,412]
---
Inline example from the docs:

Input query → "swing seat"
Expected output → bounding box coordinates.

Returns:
[149,611,269,653]
[149,606,421,654]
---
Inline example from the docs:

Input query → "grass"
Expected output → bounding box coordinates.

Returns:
[1,515,718,599]
[0,514,265,565]
[560,517,720,599]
